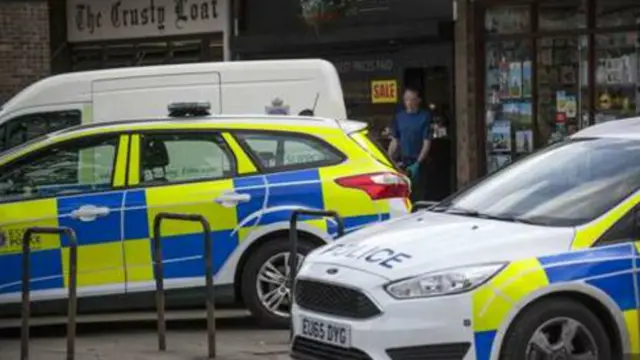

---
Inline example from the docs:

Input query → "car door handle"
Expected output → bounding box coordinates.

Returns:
[71,205,111,222]
[215,192,251,207]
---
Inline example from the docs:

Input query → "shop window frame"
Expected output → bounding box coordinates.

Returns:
[476,0,640,177]
[69,33,225,71]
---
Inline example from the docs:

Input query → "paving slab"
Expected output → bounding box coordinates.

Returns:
[0,315,292,360]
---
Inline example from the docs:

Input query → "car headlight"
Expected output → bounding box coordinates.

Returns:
[384,263,507,300]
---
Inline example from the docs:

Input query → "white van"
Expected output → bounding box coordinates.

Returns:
[0,59,346,153]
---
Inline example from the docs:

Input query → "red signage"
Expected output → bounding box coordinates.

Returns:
[555,113,567,124]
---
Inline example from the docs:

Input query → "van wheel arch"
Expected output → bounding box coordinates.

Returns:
[233,229,326,305]
[498,291,624,360]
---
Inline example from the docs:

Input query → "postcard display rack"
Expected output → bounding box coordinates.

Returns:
[485,41,534,174]
[593,32,639,124]
[537,37,587,147]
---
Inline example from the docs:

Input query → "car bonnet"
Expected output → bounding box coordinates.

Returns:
[304,211,576,281]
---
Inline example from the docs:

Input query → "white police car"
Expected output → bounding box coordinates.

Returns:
[290,118,640,360]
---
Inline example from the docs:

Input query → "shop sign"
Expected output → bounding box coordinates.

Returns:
[555,113,567,124]
[67,0,228,43]
[334,59,394,74]
[371,80,397,104]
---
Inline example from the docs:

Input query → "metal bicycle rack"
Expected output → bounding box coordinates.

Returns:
[288,209,345,339]
[151,212,216,359]
[412,201,439,213]
[21,226,78,360]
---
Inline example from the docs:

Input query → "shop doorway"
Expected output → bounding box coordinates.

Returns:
[404,66,454,201]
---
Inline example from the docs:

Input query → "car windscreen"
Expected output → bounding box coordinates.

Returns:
[434,137,640,227]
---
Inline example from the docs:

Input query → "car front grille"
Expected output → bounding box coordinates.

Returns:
[386,342,471,360]
[294,279,381,319]
[291,337,373,360]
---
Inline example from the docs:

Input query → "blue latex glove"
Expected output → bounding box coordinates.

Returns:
[407,162,420,181]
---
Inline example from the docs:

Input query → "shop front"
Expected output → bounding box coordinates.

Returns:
[477,0,640,175]
[232,0,457,200]
[52,0,229,72]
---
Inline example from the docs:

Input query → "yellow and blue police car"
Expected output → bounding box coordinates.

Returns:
[0,103,410,327]
[291,117,640,359]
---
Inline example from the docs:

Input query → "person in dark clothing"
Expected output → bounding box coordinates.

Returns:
[387,87,432,202]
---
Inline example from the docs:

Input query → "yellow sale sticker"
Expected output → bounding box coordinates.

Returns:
[371,80,398,104]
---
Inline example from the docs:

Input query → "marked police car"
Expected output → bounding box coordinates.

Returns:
[0,103,410,328]
[291,117,640,359]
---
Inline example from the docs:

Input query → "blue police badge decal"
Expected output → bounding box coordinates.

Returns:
[266,98,290,115]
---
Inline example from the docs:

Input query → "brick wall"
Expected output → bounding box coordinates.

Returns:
[0,0,50,105]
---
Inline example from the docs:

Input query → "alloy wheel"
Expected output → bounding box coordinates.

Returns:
[255,251,305,318]
[526,317,598,360]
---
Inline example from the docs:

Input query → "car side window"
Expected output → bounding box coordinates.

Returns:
[2,110,81,152]
[0,124,5,151]
[235,132,343,170]
[0,136,119,203]
[139,133,235,185]
[596,208,640,246]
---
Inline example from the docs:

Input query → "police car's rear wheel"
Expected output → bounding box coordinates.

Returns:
[241,237,316,328]
[500,298,610,360]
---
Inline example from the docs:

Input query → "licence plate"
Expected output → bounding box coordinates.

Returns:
[298,315,352,348]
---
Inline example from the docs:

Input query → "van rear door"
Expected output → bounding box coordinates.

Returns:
[91,72,222,122]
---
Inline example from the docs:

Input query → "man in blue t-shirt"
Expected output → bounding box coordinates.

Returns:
[387,87,432,201]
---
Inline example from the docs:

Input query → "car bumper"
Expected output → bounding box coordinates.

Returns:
[290,263,478,360]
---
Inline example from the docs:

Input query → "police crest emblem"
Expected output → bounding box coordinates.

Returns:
[266,98,290,115]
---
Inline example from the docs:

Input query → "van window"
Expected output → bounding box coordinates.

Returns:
[1,110,81,152]
[235,132,344,171]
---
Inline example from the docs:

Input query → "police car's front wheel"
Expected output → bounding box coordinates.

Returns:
[241,236,316,328]
[500,298,611,360]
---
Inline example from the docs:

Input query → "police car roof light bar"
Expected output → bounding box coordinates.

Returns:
[168,102,212,117]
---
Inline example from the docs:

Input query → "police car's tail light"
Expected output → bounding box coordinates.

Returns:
[335,172,409,200]
[384,263,507,300]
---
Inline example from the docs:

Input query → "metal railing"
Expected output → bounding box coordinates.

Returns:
[152,212,216,359]
[21,226,78,360]
[288,209,345,338]
[411,201,438,212]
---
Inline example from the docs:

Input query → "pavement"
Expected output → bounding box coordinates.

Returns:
[0,311,291,360]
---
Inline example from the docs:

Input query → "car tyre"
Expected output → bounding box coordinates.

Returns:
[241,236,317,328]
[500,297,611,360]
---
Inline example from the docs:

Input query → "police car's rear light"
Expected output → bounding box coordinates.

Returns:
[335,172,409,200]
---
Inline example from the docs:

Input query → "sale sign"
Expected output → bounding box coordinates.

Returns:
[371,80,398,104]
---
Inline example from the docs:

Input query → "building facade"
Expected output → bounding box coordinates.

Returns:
[463,0,640,181]
[48,0,230,73]
[231,0,458,196]
[0,0,50,104]
[1,0,638,190]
